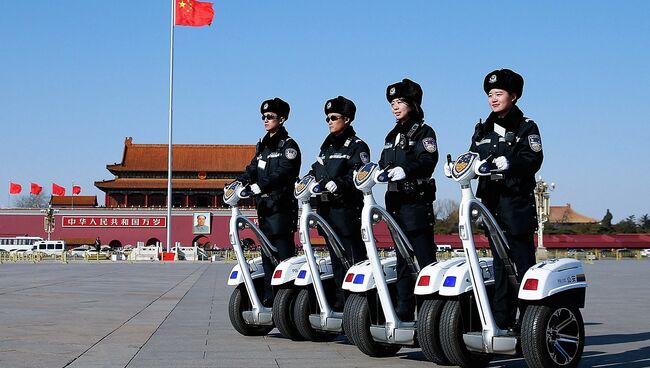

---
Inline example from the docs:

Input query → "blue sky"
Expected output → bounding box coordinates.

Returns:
[2,1,649,222]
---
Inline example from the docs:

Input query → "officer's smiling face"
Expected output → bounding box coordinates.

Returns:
[326,113,347,135]
[390,98,413,123]
[487,89,516,116]
[262,113,282,133]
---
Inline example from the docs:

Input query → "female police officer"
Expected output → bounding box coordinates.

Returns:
[466,69,543,330]
[309,96,370,311]
[237,98,302,307]
[379,79,438,321]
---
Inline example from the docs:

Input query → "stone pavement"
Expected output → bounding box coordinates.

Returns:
[0,260,649,367]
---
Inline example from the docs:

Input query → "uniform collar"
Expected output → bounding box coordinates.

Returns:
[261,125,289,150]
[321,126,356,150]
[386,118,422,141]
[485,105,524,133]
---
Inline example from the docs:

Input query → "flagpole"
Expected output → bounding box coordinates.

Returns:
[166,0,176,255]
[71,181,75,210]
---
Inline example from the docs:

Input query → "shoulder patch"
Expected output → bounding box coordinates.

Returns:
[422,137,437,153]
[285,148,298,159]
[360,152,370,164]
[528,135,542,152]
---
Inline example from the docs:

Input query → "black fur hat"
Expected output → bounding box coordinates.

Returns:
[386,78,423,106]
[483,69,524,100]
[260,98,290,119]
[324,96,356,123]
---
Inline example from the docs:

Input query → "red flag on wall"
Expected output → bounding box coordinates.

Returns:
[9,182,22,194]
[30,183,43,195]
[52,183,66,196]
[72,185,81,195]
[175,0,214,27]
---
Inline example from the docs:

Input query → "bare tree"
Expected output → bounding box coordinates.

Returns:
[14,193,48,208]
[434,198,459,220]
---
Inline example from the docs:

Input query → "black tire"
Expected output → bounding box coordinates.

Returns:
[342,293,357,345]
[417,298,450,365]
[345,293,401,357]
[440,299,493,368]
[293,288,338,342]
[228,286,274,336]
[272,288,305,340]
[521,305,585,368]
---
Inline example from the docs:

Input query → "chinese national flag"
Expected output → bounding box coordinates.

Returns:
[52,183,66,196]
[72,185,81,195]
[176,0,214,27]
[9,182,22,194]
[30,183,43,195]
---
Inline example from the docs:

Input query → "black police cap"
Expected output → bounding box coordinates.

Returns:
[324,96,356,123]
[483,69,524,99]
[386,78,423,106]
[260,98,290,119]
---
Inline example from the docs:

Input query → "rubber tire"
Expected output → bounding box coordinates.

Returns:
[228,286,274,336]
[345,293,402,357]
[272,288,305,341]
[417,299,450,365]
[342,293,357,345]
[521,305,585,368]
[293,288,338,342]
[440,299,493,368]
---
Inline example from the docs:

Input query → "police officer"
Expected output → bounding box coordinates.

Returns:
[465,69,543,330]
[309,96,370,311]
[237,98,302,307]
[379,79,438,321]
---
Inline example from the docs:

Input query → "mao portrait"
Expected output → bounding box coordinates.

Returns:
[193,212,211,234]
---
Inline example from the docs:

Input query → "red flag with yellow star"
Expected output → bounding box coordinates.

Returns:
[176,0,214,27]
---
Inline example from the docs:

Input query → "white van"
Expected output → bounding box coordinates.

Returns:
[436,244,452,252]
[32,240,66,255]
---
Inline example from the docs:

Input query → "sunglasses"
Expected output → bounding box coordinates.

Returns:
[262,114,279,121]
[325,115,344,123]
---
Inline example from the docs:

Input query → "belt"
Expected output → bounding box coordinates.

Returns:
[387,178,430,192]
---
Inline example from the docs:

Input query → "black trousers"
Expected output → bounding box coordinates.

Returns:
[326,233,366,310]
[261,233,296,300]
[395,226,437,319]
[489,232,536,329]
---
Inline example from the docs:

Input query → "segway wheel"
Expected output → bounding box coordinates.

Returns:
[293,288,338,342]
[272,288,305,341]
[346,293,401,357]
[342,294,357,345]
[228,286,274,336]
[417,298,450,365]
[440,299,493,368]
[521,305,585,368]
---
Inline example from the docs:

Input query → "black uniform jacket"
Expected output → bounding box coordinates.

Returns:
[310,126,370,236]
[379,119,438,232]
[238,126,301,235]
[470,105,543,235]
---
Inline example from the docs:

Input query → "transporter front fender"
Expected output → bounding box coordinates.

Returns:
[270,255,308,286]
[227,257,264,286]
[519,258,587,302]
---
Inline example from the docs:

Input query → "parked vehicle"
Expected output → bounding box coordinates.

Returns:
[32,240,66,255]
[640,249,650,257]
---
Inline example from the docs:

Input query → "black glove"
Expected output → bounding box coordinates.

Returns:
[472,120,484,142]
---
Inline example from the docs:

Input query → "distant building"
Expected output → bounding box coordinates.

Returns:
[50,196,98,208]
[95,137,256,208]
[549,203,598,224]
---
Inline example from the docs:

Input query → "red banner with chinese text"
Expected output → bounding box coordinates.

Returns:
[62,216,167,228]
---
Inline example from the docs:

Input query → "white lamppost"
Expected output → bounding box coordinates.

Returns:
[534,178,554,260]
[40,204,59,241]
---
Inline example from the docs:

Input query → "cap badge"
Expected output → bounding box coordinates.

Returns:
[389,87,396,95]
[489,74,497,83]
[326,101,332,109]
[263,103,269,109]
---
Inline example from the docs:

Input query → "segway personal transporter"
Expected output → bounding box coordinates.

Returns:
[225,181,308,340]
[224,181,275,336]
[341,162,427,357]
[290,174,349,342]
[440,152,587,368]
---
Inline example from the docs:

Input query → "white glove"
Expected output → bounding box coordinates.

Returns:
[387,166,406,181]
[249,183,261,194]
[494,156,509,171]
[443,162,453,178]
[325,181,338,193]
